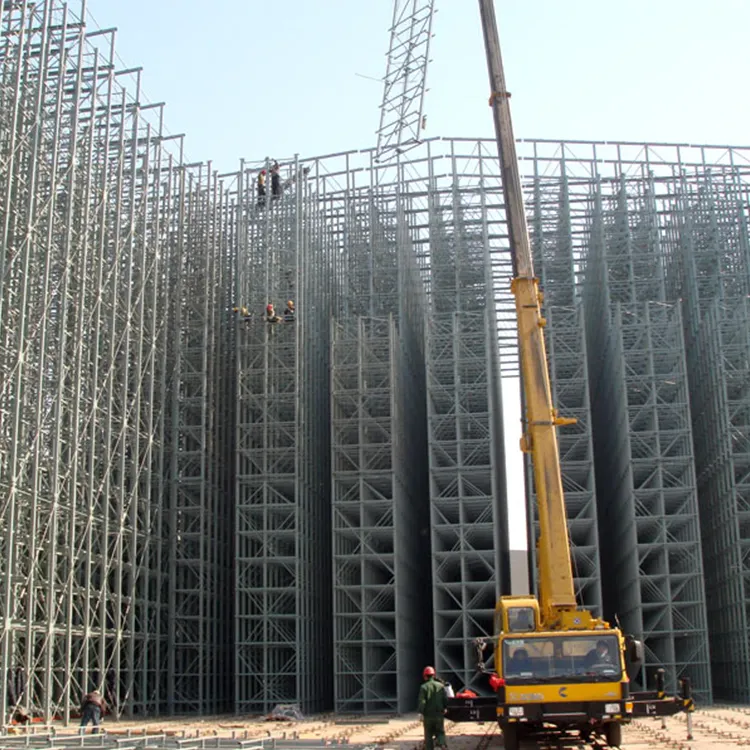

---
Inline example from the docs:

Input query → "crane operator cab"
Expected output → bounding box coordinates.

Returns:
[505,603,537,634]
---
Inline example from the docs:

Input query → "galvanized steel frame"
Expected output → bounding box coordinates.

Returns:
[5,0,750,712]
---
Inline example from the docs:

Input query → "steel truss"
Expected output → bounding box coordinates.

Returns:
[233,164,333,714]
[7,3,750,712]
[376,0,435,161]
[168,164,233,714]
[330,187,430,712]
[424,166,506,692]
[662,173,750,701]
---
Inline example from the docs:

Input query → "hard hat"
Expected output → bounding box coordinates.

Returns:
[266,304,274,313]
[260,169,266,176]
[423,666,435,679]
[287,300,294,308]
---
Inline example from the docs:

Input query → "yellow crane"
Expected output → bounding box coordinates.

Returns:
[444,4,695,749]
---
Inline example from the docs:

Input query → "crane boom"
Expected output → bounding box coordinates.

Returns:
[444,9,692,747]
[477,0,578,627]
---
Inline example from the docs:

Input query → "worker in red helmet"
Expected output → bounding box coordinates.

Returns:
[264,304,282,322]
[418,665,448,750]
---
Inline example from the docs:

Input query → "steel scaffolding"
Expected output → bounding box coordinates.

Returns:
[376,0,435,161]
[330,186,430,712]
[233,162,333,714]
[663,172,750,701]
[424,156,507,693]
[6,0,750,712]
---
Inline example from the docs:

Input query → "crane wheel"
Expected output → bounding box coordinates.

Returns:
[604,721,622,748]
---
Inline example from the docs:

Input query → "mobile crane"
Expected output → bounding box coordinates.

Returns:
[444,4,694,749]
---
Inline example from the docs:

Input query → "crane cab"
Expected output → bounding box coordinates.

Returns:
[496,596,540,634]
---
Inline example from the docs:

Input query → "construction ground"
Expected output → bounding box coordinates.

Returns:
[8,710,750,750]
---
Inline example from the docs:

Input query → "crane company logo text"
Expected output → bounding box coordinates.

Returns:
[509,692,544,701]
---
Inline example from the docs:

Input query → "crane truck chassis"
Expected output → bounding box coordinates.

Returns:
[445,622,694,749]
[447,3,698,749]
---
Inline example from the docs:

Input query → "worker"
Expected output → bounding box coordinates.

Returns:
[271,161,282,200]
[232,306,253,326]
[417,666,448,750]
[585,640,614,668]
[264,304,283,337]
[11,707,30,725]
[283,300,295,322]
[257,169,267,207]
[264,303,282,324]
[80,690,106,734]
[506,648,533,675]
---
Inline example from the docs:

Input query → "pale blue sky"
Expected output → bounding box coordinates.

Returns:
[86,1,750,172]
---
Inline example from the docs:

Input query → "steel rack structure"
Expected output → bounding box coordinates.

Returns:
[0,0,175,719]
[6,0,750,712]
[0,0,233,720]
[662,171,750,701]
[585,299,710,701]
[330,188,431,712]
[294,141,512,697]
[168,163,234,715]
[684,299,750,701]
[580,173,710,701]
[331,314,429,713]
[233,162,333,714]
[423,150,508,693]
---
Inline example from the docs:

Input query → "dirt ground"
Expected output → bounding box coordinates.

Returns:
[60,705,750,749]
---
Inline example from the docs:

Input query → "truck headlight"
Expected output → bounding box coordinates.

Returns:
[508,706,524,717]
[604,703,620,714]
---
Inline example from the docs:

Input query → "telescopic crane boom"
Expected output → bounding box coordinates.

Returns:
[478,0,582,630]
[446,8,694,748]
